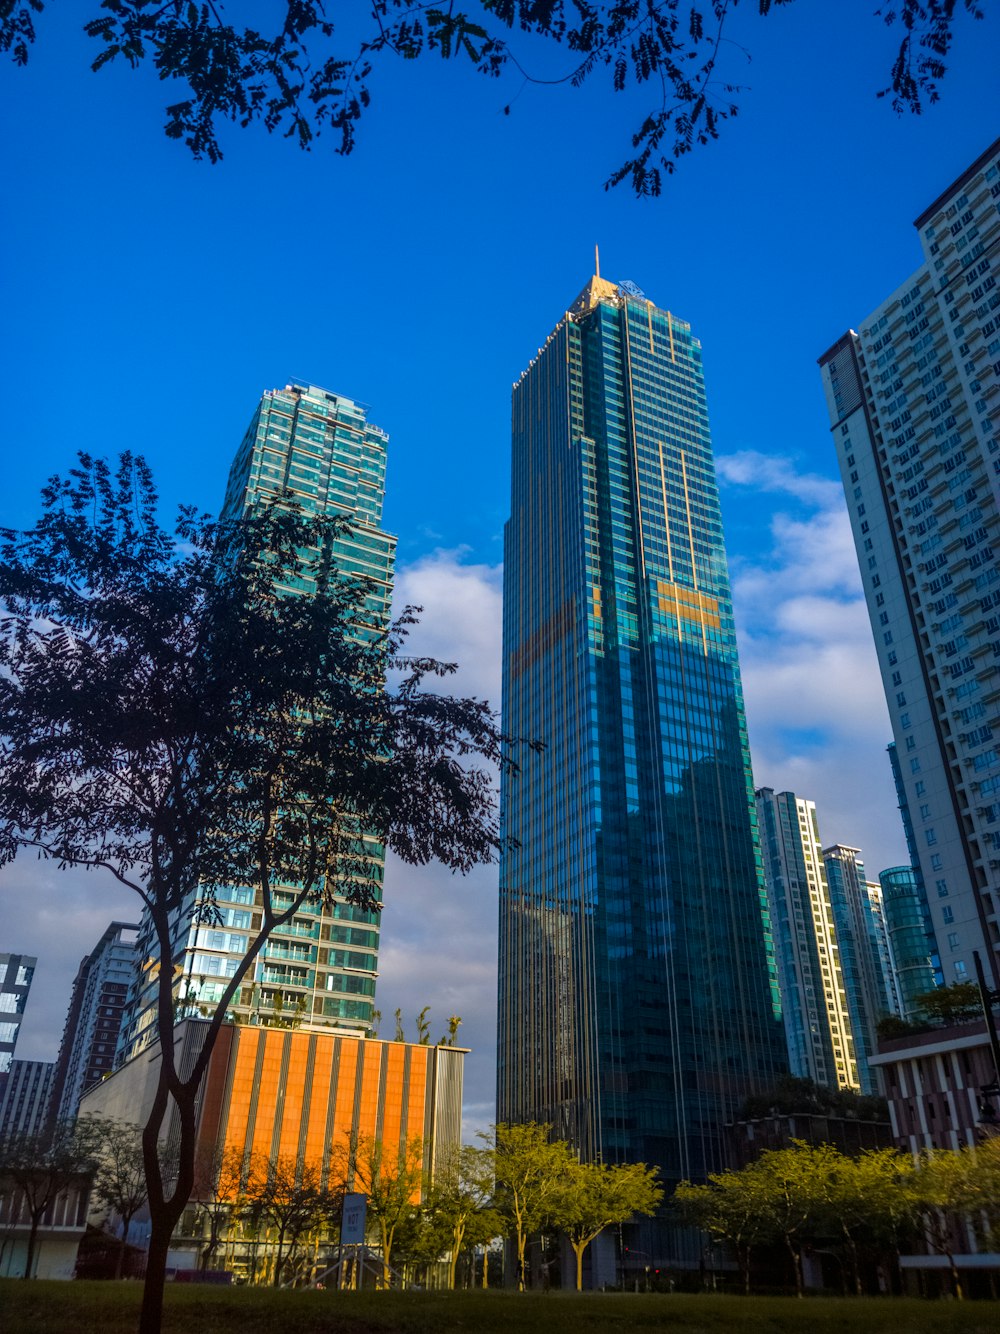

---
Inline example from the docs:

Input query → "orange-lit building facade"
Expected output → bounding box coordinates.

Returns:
[79,1018,465,1270]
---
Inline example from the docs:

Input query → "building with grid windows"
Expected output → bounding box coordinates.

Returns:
[755,789,859,1091]
[118,383,395,1063]
[498,274,787,1264]
[819,139,1000,991]
[0,953,36,1079]
[48,922,138,1126]
[822,845,899,1094]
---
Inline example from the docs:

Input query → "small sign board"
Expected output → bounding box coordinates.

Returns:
[341,1192,368,1245]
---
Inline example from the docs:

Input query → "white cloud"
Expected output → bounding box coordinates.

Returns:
[379,550,506,1131]
[716,450,842,509]
[719,450,907,877]
[392,549,503,705]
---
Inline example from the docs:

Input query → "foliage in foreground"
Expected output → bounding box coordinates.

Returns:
[0,453,523,1332]
[0,2,990,195]
[673,1137,1000,1299]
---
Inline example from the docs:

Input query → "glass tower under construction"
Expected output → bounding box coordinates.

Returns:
[497,275,787,1240]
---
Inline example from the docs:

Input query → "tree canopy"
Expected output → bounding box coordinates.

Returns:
[1,2,988,195]
[0,453,523,1331]
[553,1159,662,1291]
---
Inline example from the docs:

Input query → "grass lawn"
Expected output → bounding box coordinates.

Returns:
[0,1283,997,1334]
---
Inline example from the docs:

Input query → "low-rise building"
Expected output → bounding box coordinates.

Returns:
[79,1018,465,1276]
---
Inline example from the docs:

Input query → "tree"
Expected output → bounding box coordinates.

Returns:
[824,1148,919,1296]
[439,1015,463,1046]
[191,1143,248,1273]
[0,455,524,1333]
[914,981,984,1026]
[415,1005,431,1045]
[1,3,988,196]
[256,1156,326,1287]
[488,1122,574,1290]
[738,1074,888,1123]
[85,1118,153,1280]
[750,1141,843,1298]
[0,1122,98,1280]
[335,1133,426,1286]
[911,1138,1000,1299]
[673,1166,777,1294]
[426,1142,496,1289]
[554,1160,662,1291]
[912,1146,975,1298]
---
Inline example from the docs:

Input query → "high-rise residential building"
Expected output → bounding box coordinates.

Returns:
[755,789,859,1090]
[118,383,395,1063]
[866,877,904,1019]
[0,1059,53,1138]
[498,272,787,1252]
[823,845,897,1094]
[48,922,138,1126]
[0,953,36,1078]
[819,138,1000,990]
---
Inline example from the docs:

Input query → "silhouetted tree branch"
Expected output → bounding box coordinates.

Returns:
[0,2,988,195]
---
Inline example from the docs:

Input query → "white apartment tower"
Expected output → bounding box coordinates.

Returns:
[819,139,1000,990]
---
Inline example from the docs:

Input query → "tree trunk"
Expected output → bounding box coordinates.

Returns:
[739,1244,751,1296]
[847,1235,861,1297]
[137,1058,198,1334]
[948,1254,964,1301]
[23,1213,42,1280]
[481,1246,488,1289]
[785,1235,803,1298]
[273,1228,285,1287]
[516,1229,527,1291]
[574,1240,585,1291]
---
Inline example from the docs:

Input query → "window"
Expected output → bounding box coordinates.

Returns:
[926,828,938,846]
[942,906,954,923]
[947,932,960,949]
[955,960,968,977]
[936,879,948,897]
[931,854,942,870]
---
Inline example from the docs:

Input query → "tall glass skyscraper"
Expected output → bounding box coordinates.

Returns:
[498,274,787,1231]
[119,383,395,1062]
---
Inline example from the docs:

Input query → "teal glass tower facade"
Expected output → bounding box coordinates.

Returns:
[119,383,394,1063]
[498,276,786,1218]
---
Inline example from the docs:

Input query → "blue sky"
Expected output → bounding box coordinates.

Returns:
[2,2,998,1130]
